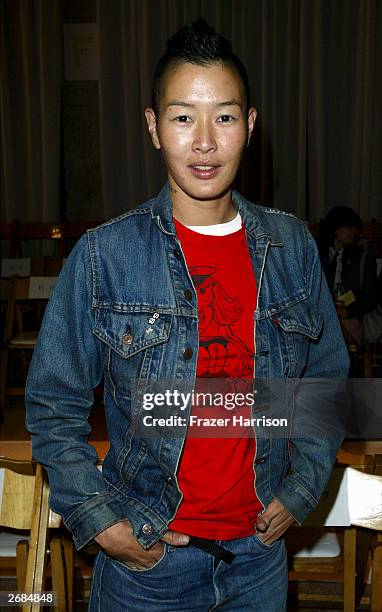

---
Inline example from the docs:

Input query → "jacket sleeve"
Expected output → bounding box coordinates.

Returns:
[274,227,350,524]
[25,234,124,550]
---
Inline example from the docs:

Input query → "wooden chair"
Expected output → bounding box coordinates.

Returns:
[0,258,47,279]
[0,258,62,345]
[287,451,375,611]
[0,275,57,418]
[0,457,73,612]
[370,454,382,611]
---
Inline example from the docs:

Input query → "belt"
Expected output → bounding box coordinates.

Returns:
[188,535,235,565]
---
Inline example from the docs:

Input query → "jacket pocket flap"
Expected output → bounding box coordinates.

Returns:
[275,299,323,339]
[93,309,172,357]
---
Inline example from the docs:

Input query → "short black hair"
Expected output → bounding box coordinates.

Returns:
[151,17,251,117]
[319,206,363,247]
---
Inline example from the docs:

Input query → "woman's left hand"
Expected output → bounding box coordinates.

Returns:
[255,498,296,545]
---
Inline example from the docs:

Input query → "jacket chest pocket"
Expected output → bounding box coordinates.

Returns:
[93,307,173,390]
[271,298,323,377]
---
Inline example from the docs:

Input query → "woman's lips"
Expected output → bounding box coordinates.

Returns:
[189,165,220,179]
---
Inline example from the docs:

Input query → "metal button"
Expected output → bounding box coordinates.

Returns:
[183,348,193,360]
[167,475,174,484]
[142,523,152,535]
[174,249,181,260]
[255,457,266,465]
[184,289,192,301]
[122,333,133,345]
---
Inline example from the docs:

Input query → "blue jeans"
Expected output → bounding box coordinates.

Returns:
[88,533,288,611]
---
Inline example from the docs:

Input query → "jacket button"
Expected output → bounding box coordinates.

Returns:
[184,289,192,301]
[122,333,133,345]
[142,523,152,535]
[255,457,266,465]
[174,249,181,259]
[167,475,174,484]
[183,348,193,360]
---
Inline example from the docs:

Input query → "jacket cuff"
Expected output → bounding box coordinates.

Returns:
[273,475,319,525]
[63,491,127,551]
[63,489,169,551]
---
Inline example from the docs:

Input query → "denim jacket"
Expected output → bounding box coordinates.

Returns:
[25,183,349,552]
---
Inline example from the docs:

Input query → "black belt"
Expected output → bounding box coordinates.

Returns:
[188,535,235,565]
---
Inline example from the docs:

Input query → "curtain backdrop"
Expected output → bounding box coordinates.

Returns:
[97,0,382,221]
[1,1,381,224]
[0,0,62,222]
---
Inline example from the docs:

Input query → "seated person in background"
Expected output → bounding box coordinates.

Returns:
[317,206,378,346]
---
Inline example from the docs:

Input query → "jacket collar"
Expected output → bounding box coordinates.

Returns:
[150,182,284,245]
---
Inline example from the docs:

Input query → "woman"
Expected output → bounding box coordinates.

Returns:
[26,19,349,611]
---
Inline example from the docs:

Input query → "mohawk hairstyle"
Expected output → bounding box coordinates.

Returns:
[151,17,251,116]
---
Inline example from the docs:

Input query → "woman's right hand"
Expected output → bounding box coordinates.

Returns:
[94,520,189,570]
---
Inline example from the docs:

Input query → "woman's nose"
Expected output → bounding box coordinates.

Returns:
[192,121,217,154]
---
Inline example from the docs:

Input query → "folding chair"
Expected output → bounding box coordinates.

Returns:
[370,454,382,612]
[0,458,73,612]
[287,452,375,611]
[0,275,57,418]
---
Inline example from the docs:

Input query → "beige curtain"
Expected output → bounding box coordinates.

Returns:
[96,0,382,221]
[0,0,62,222]
[1,1,380,224]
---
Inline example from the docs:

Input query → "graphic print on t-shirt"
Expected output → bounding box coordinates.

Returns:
[190,265,253,378]
[168,220,262,540]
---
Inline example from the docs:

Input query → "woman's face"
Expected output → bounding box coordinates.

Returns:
[335,225,360,247]
[145,62,256,206]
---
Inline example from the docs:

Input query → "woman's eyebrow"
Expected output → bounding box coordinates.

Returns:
[166,102,193,108]
[166,100,242,108]
[216,100,242,107]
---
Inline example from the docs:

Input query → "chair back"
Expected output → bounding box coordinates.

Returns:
[0,458,51,611]
[2,275,58,345]
[0,459,36,530]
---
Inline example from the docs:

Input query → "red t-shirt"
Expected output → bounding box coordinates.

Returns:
[169,217,263,539]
